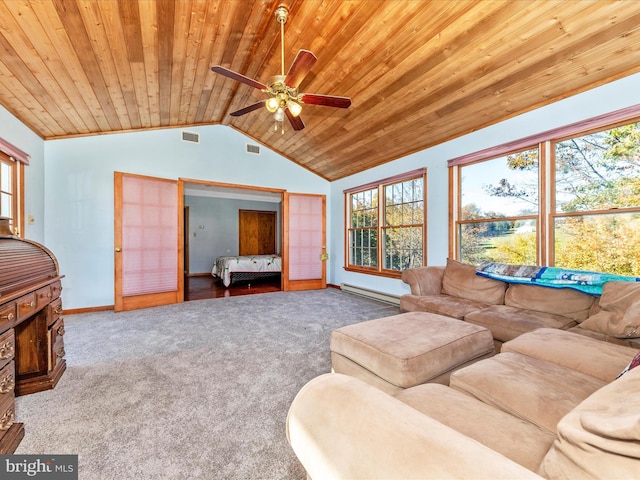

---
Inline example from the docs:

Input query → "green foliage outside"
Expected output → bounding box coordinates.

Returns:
[460,122,640,275]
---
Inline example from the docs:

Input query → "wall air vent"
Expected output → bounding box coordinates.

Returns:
[246,144,261,155]
[181,131,200,143]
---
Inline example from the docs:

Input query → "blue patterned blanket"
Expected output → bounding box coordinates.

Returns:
[476,262,640,295]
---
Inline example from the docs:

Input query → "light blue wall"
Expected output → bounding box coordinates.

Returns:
[43,125,328,309]
[185,195,281,274]
[5,72,640,309]
[0,105,45,242]
[329,72,640,298]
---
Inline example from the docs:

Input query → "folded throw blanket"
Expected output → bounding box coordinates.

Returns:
[476,262,640,295]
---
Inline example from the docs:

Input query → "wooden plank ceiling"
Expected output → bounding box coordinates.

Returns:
[1,0,640,181]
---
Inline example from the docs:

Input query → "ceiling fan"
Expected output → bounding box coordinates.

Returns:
[211,5,352,132]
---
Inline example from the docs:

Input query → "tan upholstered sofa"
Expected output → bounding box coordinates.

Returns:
[287,328,640,479]
[401,258,640,349]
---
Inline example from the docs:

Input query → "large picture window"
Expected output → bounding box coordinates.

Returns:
[450,107,640,276]
[345,169,426,276]
[552,122,640,275]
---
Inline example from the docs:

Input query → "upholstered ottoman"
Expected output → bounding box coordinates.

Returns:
[330,312,495,394]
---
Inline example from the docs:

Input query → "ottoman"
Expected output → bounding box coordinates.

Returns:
[330,311,495,395]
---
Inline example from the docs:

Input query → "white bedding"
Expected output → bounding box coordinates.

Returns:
[211,254,282,287]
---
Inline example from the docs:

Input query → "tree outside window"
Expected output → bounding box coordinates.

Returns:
[553,123,640,275]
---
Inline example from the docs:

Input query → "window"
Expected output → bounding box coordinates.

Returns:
[0,151,22,235]
[345,169,426,276]
[449,106,640,275]
[552,122,640,275]
[457,148,539,265]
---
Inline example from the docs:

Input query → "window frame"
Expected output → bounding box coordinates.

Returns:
[0,151,24,237]
[344,168,427,278]
[449,106,640,271]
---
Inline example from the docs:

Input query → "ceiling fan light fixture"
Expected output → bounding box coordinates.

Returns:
[274,107,285,122]
[265,97,280,113]
[287,100,302,117]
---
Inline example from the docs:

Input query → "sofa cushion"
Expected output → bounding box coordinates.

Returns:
[504,283,595,322]
[395,383,556,472]
[539,366,640,479]
[580,281,640,338]
[441,258,506,305]
[450,352,606,434]
[400,293,491,320]
[568,325,640,349]
[502,328,637,382]
[464,305,577,343]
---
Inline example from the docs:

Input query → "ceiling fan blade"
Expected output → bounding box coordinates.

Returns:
[230,101,265,117]
[285,50,317,88]
[300,93,352,108]
[211,66,267,90]
[285,109,305,131]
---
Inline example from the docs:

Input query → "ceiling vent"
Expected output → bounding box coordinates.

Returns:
[246,144,261,155]
[181,131,200,143]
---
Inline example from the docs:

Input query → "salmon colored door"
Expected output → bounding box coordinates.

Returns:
[114,172,183,312]
[282,193,326,291]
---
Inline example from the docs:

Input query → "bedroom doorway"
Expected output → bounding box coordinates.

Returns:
[181,179,285,300]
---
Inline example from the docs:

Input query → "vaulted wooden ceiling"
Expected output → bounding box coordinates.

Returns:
[1,1,640,181]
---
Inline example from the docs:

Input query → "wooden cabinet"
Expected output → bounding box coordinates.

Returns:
[0,221,66,453]
[239,209,276,255]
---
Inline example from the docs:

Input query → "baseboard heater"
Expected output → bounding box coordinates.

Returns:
[340,283,401,306]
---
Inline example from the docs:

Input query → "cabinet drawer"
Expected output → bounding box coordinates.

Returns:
[48,319,65,371]
[36,285,54,310]
[0,330,15,371]
[0,305,15,332]
[0,361,15,397]
[50,281,62,302]
[0,389,15,433]
[16,293,37,321]
[48,298,63,327]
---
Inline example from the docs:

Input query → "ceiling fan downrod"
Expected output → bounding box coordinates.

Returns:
[275,5,289,77]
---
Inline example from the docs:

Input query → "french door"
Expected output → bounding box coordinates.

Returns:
[282,192,326,291]
[114,172,183,311]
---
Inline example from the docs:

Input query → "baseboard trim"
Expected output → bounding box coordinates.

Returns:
[187,272,212,277]
[340,283,401,305]
[64,305,114,315]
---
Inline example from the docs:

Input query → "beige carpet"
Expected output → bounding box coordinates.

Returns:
[14,288,399,479]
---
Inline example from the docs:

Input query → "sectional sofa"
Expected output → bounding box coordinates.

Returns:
[286,259,640,478]
[400,258,640,350]
[287,328,640,478]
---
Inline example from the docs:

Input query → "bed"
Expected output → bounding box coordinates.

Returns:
[211,254,282,287]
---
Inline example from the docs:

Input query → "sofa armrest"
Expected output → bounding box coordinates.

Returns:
[401,266,445,295]
[287,373,542,479]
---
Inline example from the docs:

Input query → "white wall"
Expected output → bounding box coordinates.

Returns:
[0,105,45,242]
[44,125,329,309]
[329,73,640,297]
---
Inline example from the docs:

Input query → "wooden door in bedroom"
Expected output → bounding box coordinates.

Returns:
[114,172,183,312]
[239,210,276,255]
[282,193,326,291]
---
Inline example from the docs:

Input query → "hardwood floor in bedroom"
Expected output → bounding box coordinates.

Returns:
[185,275,281,300]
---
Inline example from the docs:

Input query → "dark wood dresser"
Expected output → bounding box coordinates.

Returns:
[0,218,66,453]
